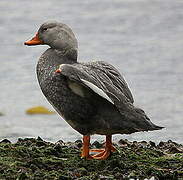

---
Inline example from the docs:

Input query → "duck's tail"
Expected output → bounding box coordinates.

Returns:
[133,107,164,131]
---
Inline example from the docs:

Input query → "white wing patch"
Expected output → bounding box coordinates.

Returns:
[81,79,114,105]
[58,64,66,69]
[68,81,85,97]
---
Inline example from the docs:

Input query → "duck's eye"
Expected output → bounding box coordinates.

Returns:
[42,28,48,32]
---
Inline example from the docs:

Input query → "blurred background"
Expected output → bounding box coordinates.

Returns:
[0,0,182,143]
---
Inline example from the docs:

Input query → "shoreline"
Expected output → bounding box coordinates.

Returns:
[0,137,182,179]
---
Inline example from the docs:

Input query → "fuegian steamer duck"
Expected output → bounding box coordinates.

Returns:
[24,21,163,160]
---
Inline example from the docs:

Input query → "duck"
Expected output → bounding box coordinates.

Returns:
[24,21,163,160]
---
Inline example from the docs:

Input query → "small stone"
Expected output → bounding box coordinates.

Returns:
[169,146,183,153]
[140,141,148,148]
[131,141,138,148]
[37,136,43,141]
[56,140,64,146]
[75,139,82,144]
[36,141,47,147]
[92,141,103,148]
[118,139,128,146]
[158,141,165,147]
[16,138,24,144]
[149,141,156,147]
[0,139,11,144]
[75,140,82,149]
[53,144,63,153]
[167,140,173,144]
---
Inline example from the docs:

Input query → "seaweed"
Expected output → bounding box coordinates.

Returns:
[0,137,182,179]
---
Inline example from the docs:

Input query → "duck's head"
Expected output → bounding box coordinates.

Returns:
[24,21,78,51]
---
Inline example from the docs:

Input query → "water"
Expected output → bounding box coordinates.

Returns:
[0,0,182,143]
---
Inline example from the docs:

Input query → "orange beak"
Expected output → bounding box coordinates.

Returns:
[24,32,43,46]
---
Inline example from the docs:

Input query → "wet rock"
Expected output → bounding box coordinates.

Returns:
[158,141,165,147]
[131,141,138,148]
[169,146,183,153]
[36,140,47,147]
[149,141,156,147]
[92,140,103,148]
[37,136,43,141]
[53,143,63,153]
[139,140,148,148]
[118,139,130,147]
[74,140,82,149]
[0,139,11,144]
[55,140,64,146]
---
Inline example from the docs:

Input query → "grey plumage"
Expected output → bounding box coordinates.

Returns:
[26,21,163,136]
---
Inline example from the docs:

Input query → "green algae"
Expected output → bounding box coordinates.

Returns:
[0,137,182,179]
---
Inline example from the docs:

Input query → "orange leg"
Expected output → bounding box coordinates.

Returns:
[81,135,116,160]
[92,135,116,160]
[81,135,93,159]
[90,149,104,153]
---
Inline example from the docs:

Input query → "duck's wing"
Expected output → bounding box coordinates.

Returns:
[57,62,164,132]
[57,61,134,106]
[83,61,134,103]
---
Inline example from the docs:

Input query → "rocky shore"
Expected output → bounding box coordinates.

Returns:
[0,137,182,179]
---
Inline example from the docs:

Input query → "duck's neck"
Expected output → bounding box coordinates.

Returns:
[54,47,78,63]
[37,47,78,81]
[40,47,77,66]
